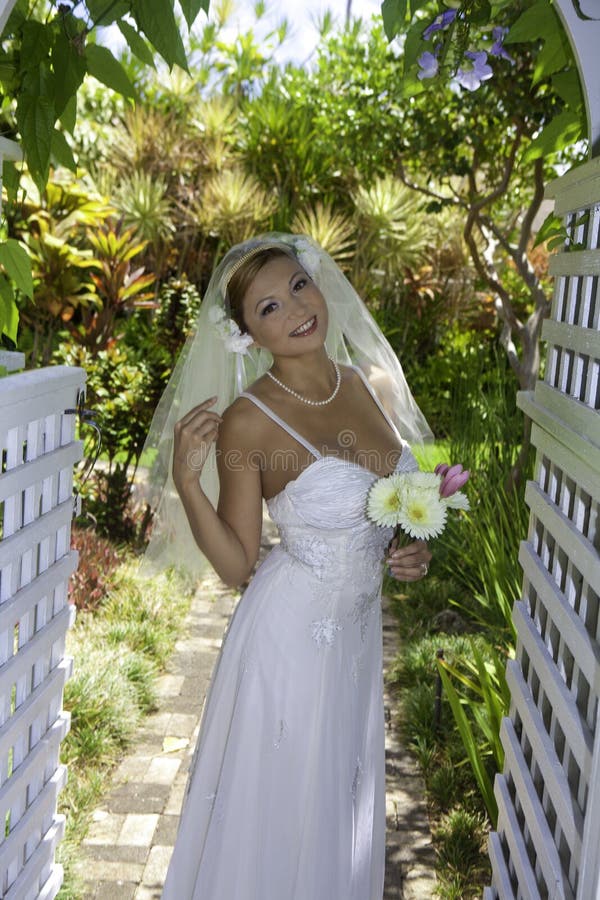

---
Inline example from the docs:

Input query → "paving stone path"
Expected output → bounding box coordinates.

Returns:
[75,517,436,899]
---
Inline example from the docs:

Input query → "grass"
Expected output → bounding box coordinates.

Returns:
[386,573,496,897]
[56,559,194,899]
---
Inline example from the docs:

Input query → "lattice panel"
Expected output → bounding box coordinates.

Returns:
[0,366,84,900]
[485,159,600,899]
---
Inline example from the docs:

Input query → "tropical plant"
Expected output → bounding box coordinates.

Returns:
[0,0,211,346]
[291,203,355,268]
[55,337,160,543]
[191,166,277,245]
[190,94,240,172]
[437,638,513,825]
[377,0,585,485]
[81,220,155,351]
[352,174,435,299]
[15,173,113,364]
[114,171,175,250]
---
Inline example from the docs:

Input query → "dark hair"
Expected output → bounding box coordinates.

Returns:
[226,246,297,334]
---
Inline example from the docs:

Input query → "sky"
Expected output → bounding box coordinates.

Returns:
[218,0,383,63]
[102,0,385,65]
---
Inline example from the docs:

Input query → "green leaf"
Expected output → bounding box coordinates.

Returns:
[20,20,52,71]
[0,51,17,88]
[523,108,584,163]
[132,0,189,71]
[506,0,555,43]
[470,0,491,25]
[16,65,55,192]
[117,19,156,68]
[403,17,428,77]
[2,160,20,203]
[532,24,569,84]
[51,128,77,171]
[381,0,407,41]
[438,663,498,825]
[60,93,78,134]
[547,233,566,251]
[0,275,19,344]
[0,240,33,300]
[52,30,87,116]
[85,0,129,26]
[85,43,137,99]
[179,0,210,30]
[533,210,565,248]
[551,70,583,110]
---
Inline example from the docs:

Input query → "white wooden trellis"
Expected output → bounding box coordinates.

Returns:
[483,3,600,898]
[0,366,85,900]
[483,129,600,900]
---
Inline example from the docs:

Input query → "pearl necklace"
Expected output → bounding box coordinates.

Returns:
[266,358,341,406]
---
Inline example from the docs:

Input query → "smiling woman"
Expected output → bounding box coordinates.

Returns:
[139,232,435,900]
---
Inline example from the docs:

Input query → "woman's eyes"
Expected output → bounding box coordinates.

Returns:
[260,279,308,316]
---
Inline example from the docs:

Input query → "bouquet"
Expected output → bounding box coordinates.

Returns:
[366,462,470,541]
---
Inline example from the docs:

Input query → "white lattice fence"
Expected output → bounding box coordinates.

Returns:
[0,365,85,900]
[484,158,600,899]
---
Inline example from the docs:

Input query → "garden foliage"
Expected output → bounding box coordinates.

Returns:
[0,5,584,880]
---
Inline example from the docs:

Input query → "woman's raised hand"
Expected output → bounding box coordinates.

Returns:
[172,396,223,491]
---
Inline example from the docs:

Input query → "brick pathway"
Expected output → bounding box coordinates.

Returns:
[75,519,436,898]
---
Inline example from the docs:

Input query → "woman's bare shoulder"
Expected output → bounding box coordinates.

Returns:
[218,393,268,450]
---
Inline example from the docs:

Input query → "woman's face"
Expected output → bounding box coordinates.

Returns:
[241,255,329,356]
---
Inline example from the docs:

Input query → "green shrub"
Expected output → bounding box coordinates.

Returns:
[58,560,193,894]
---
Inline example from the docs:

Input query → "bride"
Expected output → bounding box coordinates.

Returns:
[141,234,434,899]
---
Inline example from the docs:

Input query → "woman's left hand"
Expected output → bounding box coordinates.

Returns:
[386,536,432,581]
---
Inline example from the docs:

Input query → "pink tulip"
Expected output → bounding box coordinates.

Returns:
[435,462,450,476]
[440,468,470,498]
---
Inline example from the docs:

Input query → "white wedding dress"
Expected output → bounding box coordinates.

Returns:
[162,367,420,899]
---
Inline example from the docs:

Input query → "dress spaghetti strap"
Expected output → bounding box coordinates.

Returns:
[238,392,322,460]
[350,364,405,444]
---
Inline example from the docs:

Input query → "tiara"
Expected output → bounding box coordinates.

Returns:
[219,241,294,296]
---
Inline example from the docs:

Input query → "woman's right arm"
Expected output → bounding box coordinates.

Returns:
[172,397,263,588]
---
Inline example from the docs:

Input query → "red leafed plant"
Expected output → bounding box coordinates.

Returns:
[68,525,124,612]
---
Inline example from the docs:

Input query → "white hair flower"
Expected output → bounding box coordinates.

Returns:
[294,239,321,278]
[209,307,254,355]
[208,305,227,324]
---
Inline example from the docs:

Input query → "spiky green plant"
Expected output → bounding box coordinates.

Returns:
[192,167,276,245]
[114,172,175,248]
[292,203,355,268]
[191,95,239,171]
[353,174,433,275]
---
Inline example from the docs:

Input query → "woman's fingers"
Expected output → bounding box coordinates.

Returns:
[386,538,431,581]
[175,397,221,430]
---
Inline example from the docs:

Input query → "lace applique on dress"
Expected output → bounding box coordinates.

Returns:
[351,756,363,802]
[280,533,336,580]
[351,589,379,641]
[310,616,343,647]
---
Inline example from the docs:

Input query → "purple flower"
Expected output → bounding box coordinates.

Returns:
[454,50,493,91]
[422,9,457,40]
[490,25,514,62]
[417,51,439,80]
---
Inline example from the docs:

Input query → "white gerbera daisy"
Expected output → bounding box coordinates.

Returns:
[397,488,447,540]
[366,474,405,527]
[444,491,470,511]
